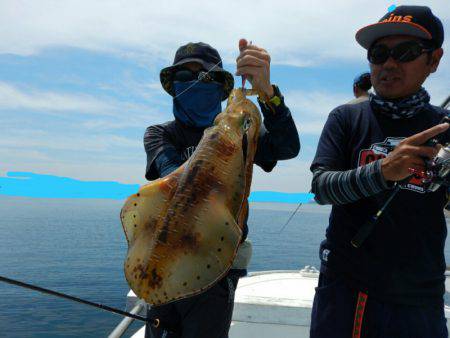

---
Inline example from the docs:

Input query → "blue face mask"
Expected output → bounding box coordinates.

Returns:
[173,81,223,128]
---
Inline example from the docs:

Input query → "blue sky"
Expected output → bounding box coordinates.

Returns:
[0,0,449,195]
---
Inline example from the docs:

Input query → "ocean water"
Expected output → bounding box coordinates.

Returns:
[0,197,448,337]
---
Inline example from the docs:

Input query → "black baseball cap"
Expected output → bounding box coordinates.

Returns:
[353,72,371,90]
[356,6,444,49]
[160,42,234,100]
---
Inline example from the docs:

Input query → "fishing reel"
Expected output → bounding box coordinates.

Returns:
[352,142,450,248]
[411,116,450,192]
[421,143,450,192]
[351,119,450,248]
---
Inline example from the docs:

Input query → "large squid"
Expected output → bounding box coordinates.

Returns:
[120,89,261,306]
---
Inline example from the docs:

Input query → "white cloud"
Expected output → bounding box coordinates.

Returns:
[283,89,349,135]
[1,154,312,192]
[1,0,449,192]
[285,90,350,117]
[0,161,147,185]
[0,148,52,162]
[0,81,166,125]
[1,0,448,68]
[0,81,167,186]
[297,121,327,135]
[425,69,450,106]
[0,130,141,152]
[0,82,116,114]
[252,159,313,192]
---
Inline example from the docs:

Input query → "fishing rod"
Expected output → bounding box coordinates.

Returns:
[441,94,450,109]
[275,191,311,234]
[351,176,411,248]
[0,275,150,323]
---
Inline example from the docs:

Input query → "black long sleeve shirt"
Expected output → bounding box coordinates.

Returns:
[144,88,300,240]
[310,100,449,306]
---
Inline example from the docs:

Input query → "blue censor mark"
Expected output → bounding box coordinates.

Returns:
[249,191,315,204]
[0,172,139,200]
[0,172,315,203]
[388,4,396,12]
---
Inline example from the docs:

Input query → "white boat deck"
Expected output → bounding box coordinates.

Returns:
[232,269,317,325]
[127,266,318,337]
[124,267,450,338]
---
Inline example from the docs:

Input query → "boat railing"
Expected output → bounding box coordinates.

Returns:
[108,300,147,338]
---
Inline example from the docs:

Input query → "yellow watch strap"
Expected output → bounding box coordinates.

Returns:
[269,95,281,106]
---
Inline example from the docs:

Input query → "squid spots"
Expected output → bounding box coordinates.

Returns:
[146,219,157,232]
[216,138,237,158]
[120,88,259,306]
[186,165,201,183]
[158,225,169,243]
[180,232,199,249]
[147,268,163,289]
[139,271,149,279]
[210,132,220,141]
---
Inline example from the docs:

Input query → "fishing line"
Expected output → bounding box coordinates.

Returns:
[174,40,254,99]
[173,59,224,99]
[275,201,304,234]
[274,189,312,234]
[0,275,148,322]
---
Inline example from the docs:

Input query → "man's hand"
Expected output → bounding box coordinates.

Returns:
[381,123,449,182]
[235,38,274,98]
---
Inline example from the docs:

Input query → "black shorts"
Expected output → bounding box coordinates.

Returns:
[145,270,243,338]
[310,270,448,338]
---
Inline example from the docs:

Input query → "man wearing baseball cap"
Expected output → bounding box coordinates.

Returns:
[143,40,299,337]
[310,5,449,337]
[347,72,372,104]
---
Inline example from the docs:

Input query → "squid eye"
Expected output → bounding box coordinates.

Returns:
[243,118,251,131]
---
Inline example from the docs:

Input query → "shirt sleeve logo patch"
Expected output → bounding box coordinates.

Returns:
[358,137,425,193]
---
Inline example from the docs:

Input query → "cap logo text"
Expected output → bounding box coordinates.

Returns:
[382,14,413,23]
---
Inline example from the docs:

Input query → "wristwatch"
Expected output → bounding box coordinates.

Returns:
[259,85,283,111]
[268,85,282,106]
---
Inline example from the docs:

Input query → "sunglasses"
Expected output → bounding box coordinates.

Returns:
[173,69,224,83]
[368,40,434,65]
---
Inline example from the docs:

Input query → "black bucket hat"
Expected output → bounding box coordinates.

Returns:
[356,5,444,50]
[160,42,234,100]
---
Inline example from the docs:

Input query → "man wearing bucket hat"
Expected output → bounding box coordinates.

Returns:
[310,5,449,338]
[143,41,299,338]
